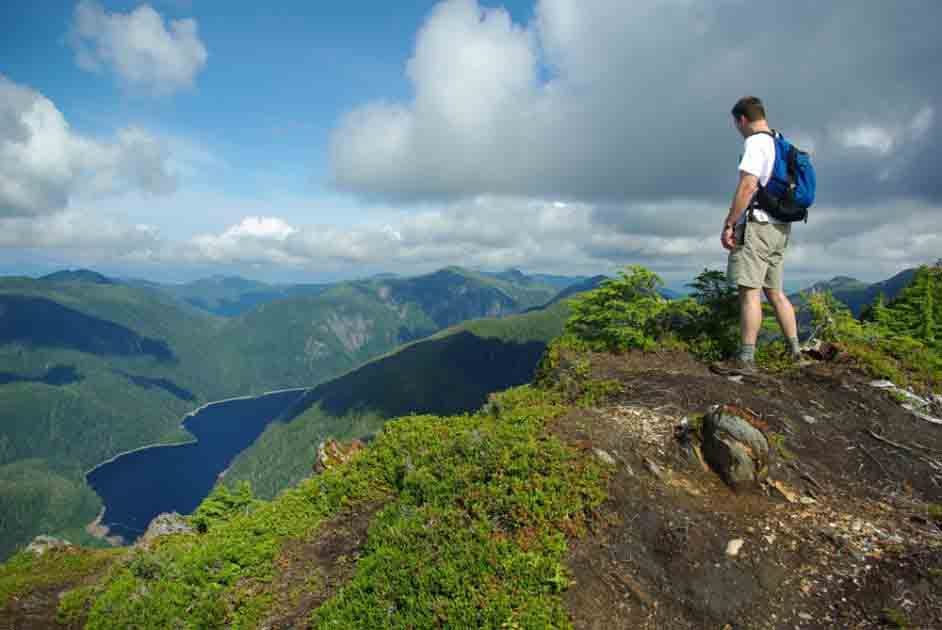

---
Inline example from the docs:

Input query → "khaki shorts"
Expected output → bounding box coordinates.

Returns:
[727,220,791,291]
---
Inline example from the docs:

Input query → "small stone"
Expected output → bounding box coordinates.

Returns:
[798,612,813,621]
[593,448,616,466]
[851,519,863,532]
[801,415,817,425]
[726,538,745,557]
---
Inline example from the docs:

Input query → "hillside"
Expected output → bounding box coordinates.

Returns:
[3,268,940,629]
[221,300,574,499]
[0,278,230,561]
[0,267,567,560]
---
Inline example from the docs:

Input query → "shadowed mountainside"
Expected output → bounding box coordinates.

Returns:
[222,300,573,499]
[0,296,175,362]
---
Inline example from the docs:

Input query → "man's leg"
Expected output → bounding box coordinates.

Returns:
[764,288,801,357]
[738,286,763,363]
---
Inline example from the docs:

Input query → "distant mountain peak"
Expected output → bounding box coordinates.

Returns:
[39,269,113,284]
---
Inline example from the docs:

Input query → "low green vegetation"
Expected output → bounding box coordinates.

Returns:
[562,262,942,390]
[564,265,739,361]
[805,263,942,389]
[928,503,942,526]
[881,607,911,628]
[0,546,122,613]
[48,386,606,628]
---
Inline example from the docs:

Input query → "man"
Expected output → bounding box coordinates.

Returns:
[718,96,802,372]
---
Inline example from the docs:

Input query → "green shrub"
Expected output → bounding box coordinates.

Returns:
[190,481,259,533]
[564,266,739,361]
[806,290,942,389]
[565,266,667,353]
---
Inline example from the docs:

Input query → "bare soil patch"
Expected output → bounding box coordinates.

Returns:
[0,548,117,630]
[550,350,942,629]
[262,500,385,629]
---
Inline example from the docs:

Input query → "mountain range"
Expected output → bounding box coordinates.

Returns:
[0,267,581,559]
[0,264,917,559]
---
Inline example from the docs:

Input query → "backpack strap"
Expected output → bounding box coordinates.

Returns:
[744,130,777,211]
[747,129,776,139]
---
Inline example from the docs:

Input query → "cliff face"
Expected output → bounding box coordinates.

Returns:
[3,344,941,629]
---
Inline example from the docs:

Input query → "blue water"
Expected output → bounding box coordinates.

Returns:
[86,389,305,543]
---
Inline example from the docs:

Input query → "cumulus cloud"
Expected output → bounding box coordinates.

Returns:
[0,75,176,217]
[71,0,208,95]
[0,210,161,254]
[330,0,941,206]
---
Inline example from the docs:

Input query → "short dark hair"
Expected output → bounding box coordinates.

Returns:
[731,96,766,122]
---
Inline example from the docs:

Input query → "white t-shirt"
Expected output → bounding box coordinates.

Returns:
[737,133,784,224]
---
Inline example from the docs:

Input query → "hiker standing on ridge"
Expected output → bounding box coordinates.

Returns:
[718,96,803,372]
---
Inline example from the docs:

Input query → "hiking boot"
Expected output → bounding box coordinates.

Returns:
[709,358,760,378]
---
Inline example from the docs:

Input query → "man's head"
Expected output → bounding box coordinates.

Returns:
[731,96,767,137]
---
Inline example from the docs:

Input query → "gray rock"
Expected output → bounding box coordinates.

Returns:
[138,512,194,546]
[701,407,770,488]
[25,535,72,555]
[593,448,616,466]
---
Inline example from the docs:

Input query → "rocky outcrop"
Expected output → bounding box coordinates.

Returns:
[313,438,366,474]
[137,512,194,548]
[701,405,770,488]
[25,535,72,556]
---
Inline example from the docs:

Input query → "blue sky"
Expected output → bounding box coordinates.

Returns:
[1,1,940,286]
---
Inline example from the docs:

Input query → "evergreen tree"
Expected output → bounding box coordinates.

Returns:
[924,271,935,344]
[862,292,890,326]
[882,265,942,350]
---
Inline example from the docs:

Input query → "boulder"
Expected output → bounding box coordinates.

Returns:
[702,406,770,488]
[25,535,72,556]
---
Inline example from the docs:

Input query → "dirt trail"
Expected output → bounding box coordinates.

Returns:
[550,351,942,629]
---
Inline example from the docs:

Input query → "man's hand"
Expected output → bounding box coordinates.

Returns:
[721,224,736,250]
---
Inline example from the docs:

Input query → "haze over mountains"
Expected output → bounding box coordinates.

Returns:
[0,264,917,559]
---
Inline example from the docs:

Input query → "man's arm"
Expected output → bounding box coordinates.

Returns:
[720,170,759,250]
[726,170,759,226]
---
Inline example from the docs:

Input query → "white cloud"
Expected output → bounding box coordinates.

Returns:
[5,193,940,287]
[833,106,935,157]
[837,125,896,156]
[0,210,161,253]
[0,75,176,217]
[71,0,208,96]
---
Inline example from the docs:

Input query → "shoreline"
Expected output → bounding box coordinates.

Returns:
[83,386,310,477]
[84,507,126,547]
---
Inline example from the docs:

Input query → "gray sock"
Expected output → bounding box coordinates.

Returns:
[787,336,801,356]
[738,344,756,363]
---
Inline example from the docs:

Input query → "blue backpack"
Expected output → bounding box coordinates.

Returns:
[751,130,816,222]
